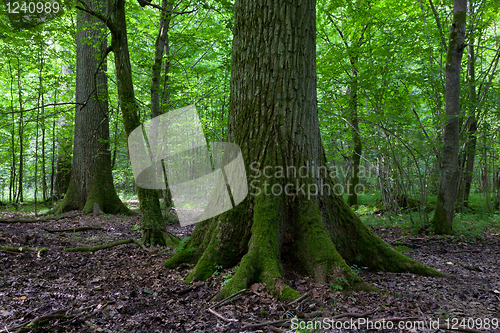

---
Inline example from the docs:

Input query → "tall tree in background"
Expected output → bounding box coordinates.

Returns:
[75,0,180,244]
[166,0,442,301]
[457,0,476,212]
[56,0,130,214]
[432,0,467,234]
[150,0,175,213]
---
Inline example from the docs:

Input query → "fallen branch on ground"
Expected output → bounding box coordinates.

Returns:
[43,226,103,233]
[62,239,136,252]
[0,309,70,333]
[287,291,310,307]
[209,289,246,309]
[0,245,48,254]
[0,302,111,333]
[177,282,205,295]
[0,213,83,224]
[266,325,286,333]
[1,239,143,254]
[207,308,238,323]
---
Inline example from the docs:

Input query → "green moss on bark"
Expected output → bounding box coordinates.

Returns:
[214,193,300,301]
[291,199,359,284]
[320,188,443,277]
[138,187,179,246]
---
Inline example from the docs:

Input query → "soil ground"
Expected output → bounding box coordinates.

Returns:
[0,208,499,333]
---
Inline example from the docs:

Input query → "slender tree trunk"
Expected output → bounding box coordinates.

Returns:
[165,0,442,302]
[432,0,467,234]
[495,169,500,210]
[108,0,177,245]
[35,45,44,215]
[483,139,492,211]
[56,0,130,215]
[347,61,362,206]
[150,0,176,214]
[8,61,16,204]
[41,113,47,204]
[17,60,24,203]
[457,0,477,212]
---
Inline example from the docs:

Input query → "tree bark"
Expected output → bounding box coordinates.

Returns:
[431,0,467,234]
[108,0,177,245]
[53,137,72,200]
[347,59,362,207]
[495,169,500,210]
[16,61,24,203]
[150,0,176,215]
[55,0,130,215]
[165,0,442,302]
[457,0,477,212]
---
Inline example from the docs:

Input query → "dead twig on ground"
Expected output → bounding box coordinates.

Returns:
[207,308,238,322]
[62,239,135,252]
[267,325,286,333]
[287,291,310,307]
[209,289,246,309]
[43,226,103,233]
[177,282,205,295]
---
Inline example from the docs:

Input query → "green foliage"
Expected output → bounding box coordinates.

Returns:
[328,276,350,292]
[175,236,194,254]
[395,245,412,254]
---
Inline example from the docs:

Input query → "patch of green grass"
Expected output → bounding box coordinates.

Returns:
[361,213,414,233]
[0,201,50,215]
[327,276,350,292]
[452,212,500,242]
[361,210,500,241]
[395,245,412,253]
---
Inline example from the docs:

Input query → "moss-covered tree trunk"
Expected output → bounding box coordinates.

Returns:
[431,0,467,234]
[108,0,177,245]
[150,0,177,218]
[56,0,130,215]
[165,0,443,301]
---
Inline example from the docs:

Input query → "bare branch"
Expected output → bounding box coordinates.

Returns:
[138,0,196,15]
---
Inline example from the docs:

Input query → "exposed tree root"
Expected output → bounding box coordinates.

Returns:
[166,191,443,302]
[141,228,179,246]
[43,226,103,233]
[62,239,137,252]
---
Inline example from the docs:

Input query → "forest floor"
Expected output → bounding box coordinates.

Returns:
[0,207,499,333]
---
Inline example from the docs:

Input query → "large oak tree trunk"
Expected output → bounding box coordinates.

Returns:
[56,0,130,215]
[431,0,467,234]
[165,0,442,301]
